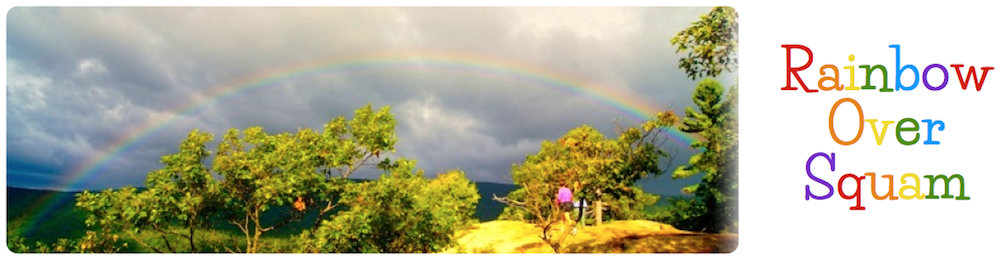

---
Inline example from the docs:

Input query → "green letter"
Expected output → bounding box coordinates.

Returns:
[895,118,920,145]
[923,174,970,200]
[860,64,890,92]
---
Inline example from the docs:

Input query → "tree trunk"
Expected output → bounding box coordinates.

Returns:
[160,232,175,253]
[595,200,603,225]
[188,223,196,252]
[595,189,603,225]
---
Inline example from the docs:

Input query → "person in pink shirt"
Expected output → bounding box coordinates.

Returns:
[557,181,574,234]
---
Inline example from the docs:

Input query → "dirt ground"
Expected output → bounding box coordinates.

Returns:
[443,220,738,253]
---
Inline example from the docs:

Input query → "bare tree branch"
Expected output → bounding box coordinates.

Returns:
[492,193,527,207]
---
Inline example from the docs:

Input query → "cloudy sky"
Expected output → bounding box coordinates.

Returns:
[6,7,734,196]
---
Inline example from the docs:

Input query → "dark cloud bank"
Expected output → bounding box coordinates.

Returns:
[6,7,734,197]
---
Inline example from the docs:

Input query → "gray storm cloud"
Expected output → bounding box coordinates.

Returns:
[6,7,724,195]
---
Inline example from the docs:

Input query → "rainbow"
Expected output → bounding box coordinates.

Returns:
[64,50,701,191]
[20,51,703,235]
[8,190,68,238]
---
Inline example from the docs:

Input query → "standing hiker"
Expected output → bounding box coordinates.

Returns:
[557,181,574,234]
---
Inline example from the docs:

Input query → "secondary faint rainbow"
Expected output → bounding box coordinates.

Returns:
[63,50,700,191]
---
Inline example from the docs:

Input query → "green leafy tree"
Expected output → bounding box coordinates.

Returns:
[76,187,165,252]
[670,6,738,80]
[494,138,566,234]
[298,159,479,253]
[666,6,739,233]
[143,130,219,251]
[212,126,305,253]
[604,186,659,220]
[495,111,678,248]
[301,104,399,227]
[426,169,481,224]
[668,79,737,233]
[76,130,217,253]
[588,112,679,223]
[71,104,439,253]
[212,104,397,253]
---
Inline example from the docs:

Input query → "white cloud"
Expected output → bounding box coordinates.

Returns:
[7,59,52,111]
[76,58,108,76]
[511,7,641,40]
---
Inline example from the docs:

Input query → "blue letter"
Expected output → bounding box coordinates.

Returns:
[921,119,945,145]
[891,44,919,91]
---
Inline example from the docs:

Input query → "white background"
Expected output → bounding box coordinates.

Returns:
[3,0,999,257]
[738,0,999,257]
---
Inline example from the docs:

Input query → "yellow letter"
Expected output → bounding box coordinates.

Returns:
[845,55,860,90]
[865,119,895,145]
[899,173,924,200]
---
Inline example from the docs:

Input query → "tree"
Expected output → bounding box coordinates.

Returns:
[670,6,738,80]
[661,79,738,233]
[495,110,678,249]
[494,137,571,238]
[298,159,480,253]
[591,112,680,223]
[74,103,478,253]
[76,130,218,253]
[665,6,739,233]
[604,186,660,220]
[143,130,219,251]
[301,105,399,228]
[211,104,398,253]
[75,104,400,253]
[212,126,310,253]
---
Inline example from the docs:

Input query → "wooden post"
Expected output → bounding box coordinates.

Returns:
[595,189,603,225]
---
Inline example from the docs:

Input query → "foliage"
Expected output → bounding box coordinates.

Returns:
[666,6,739,233]
[7,230,125,253]
[72,104,404,253]
[303,104,400,225]
[76,130,217,253]
[603,186,659,221]
[667,79,737,233]
[646,197,708,232]
[210,104,398,253]
[670,6,738,80]
[496,110,678,243]
[212,126,320,253]
[8,236,74,253]
[298,159,479,253]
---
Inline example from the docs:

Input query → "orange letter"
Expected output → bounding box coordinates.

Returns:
[829,98,864,145]
[865,173,898,200]
[819,64,843,91]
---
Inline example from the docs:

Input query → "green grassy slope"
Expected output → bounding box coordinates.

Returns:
[7,187,88,243]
